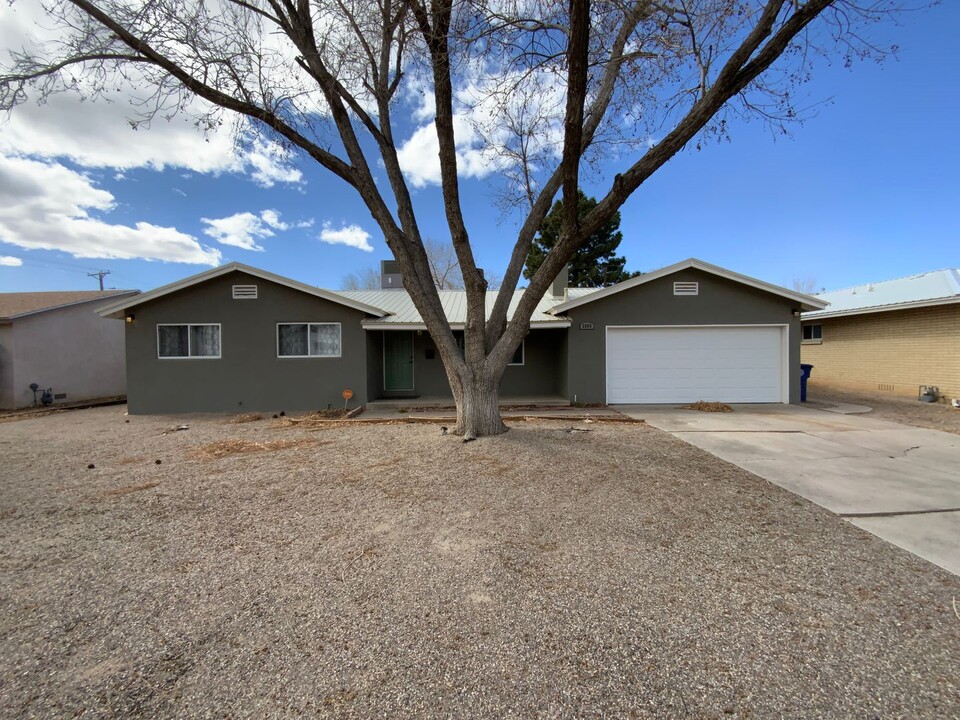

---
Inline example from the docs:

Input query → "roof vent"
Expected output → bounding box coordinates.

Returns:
[232,284,258,299]
[673,281,698,296]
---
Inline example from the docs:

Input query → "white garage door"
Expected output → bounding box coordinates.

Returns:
[607,326,785,404]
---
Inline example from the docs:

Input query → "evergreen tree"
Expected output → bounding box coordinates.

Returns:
[524,191,639,287]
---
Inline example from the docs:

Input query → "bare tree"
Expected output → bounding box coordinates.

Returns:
[340,266,382,291]
[1,0,907,436]
[424,237,465,290]
[340,238,500,290]
[792,276,819,294]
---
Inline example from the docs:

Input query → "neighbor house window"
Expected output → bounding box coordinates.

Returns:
[157,324,221,358]
[278,323,341,357]
[802,324,822,342]
[508,340,525,366]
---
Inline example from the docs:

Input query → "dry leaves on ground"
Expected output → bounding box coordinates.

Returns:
[685,400,734,413]
[190,438,324,460]
[228,413,264,424]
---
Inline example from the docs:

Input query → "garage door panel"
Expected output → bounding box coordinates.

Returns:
[607,327,783,404]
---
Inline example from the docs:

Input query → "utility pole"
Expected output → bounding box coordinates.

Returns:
[87,270,111,290]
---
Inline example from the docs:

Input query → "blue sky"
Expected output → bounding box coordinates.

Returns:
[0,2,957,295]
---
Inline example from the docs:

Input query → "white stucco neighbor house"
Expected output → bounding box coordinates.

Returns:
[0,290,139,409]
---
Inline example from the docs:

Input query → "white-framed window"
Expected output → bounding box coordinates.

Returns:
[277,322,342,357]
[157,324,221,359]
[508,340,525,366]
[802,324,823,343]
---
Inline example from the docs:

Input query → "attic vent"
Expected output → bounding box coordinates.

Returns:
[673,281,699,296]
[232,284,258,299]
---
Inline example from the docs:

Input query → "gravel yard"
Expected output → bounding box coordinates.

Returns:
[1,407,958,718]
[808,387,960,436]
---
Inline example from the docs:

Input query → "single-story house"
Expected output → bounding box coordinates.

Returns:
[97,258,826,414]
[0,290,139,409]
[801,268,959,402]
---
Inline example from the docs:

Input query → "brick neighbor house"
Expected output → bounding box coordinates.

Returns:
[800,269,960,403]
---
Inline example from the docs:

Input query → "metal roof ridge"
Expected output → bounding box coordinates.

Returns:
[816,268,960,296]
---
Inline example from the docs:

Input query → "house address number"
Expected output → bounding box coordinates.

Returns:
[579,322,595,330]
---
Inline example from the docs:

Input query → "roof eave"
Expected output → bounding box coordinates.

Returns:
[802,295,960,320]
[548,258,828,314]
[8,290,141,321]
[97,263,389,318]
[361,320,572,330]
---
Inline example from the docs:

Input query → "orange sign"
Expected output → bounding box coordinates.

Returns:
[342,389,354,400]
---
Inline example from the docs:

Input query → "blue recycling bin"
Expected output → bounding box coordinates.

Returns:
[799,363,814,402]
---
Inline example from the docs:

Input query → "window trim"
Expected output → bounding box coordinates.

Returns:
[801,323,823,344]
[157,323,222,359]
[507,339,525,366]
[276,322,343,358]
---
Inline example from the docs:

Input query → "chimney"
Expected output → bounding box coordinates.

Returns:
[551,264,569,299]
[381,259,404,290]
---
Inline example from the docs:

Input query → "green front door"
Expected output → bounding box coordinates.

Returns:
[384,331,414,391]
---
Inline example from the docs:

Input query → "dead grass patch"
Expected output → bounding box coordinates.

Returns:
[190,438,324,460]
[228,413,263,424]
[685,401,734,413]
[103,481,160,497]
[466,452,513,476]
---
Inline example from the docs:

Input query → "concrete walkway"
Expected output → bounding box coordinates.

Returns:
[617,404,960,576]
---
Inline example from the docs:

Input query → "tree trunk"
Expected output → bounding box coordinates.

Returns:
[451,368,507,439]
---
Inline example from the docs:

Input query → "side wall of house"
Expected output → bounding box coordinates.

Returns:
[125,271,370,414]
[7,296,132,409]
[0,324,13,409]
[801,304,960,400]
[564,269,801,404]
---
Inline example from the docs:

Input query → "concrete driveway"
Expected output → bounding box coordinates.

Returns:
[618,404,960,575]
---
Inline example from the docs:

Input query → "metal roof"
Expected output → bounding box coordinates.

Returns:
[803,269,960,320]
[339,288,599,328]
[0,290,137,321]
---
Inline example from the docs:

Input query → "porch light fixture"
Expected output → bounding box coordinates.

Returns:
[126,314,135,323]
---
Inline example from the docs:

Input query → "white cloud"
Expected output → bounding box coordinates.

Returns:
[0,256,23,267]
[259,209,289,231]
[0,3,305,189]
[319,223,374,252]
[0,92,304,188]
[245,140,304,188]
[396,66,565,189]
[200,208,294,251]
[0,155,221,266]
[396,115,503,189]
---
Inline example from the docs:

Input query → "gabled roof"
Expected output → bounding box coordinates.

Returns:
[548,258,828,314]
[97,263,389,319]
[0,290,138,322]
[802,268,960,320]
[338,288,598,328]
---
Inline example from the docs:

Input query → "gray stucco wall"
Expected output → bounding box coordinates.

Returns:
[0,324,13,409]
[564,269,801,404]
[125,271,370,414]
[370,328,566,399]
[2,296,133,409]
